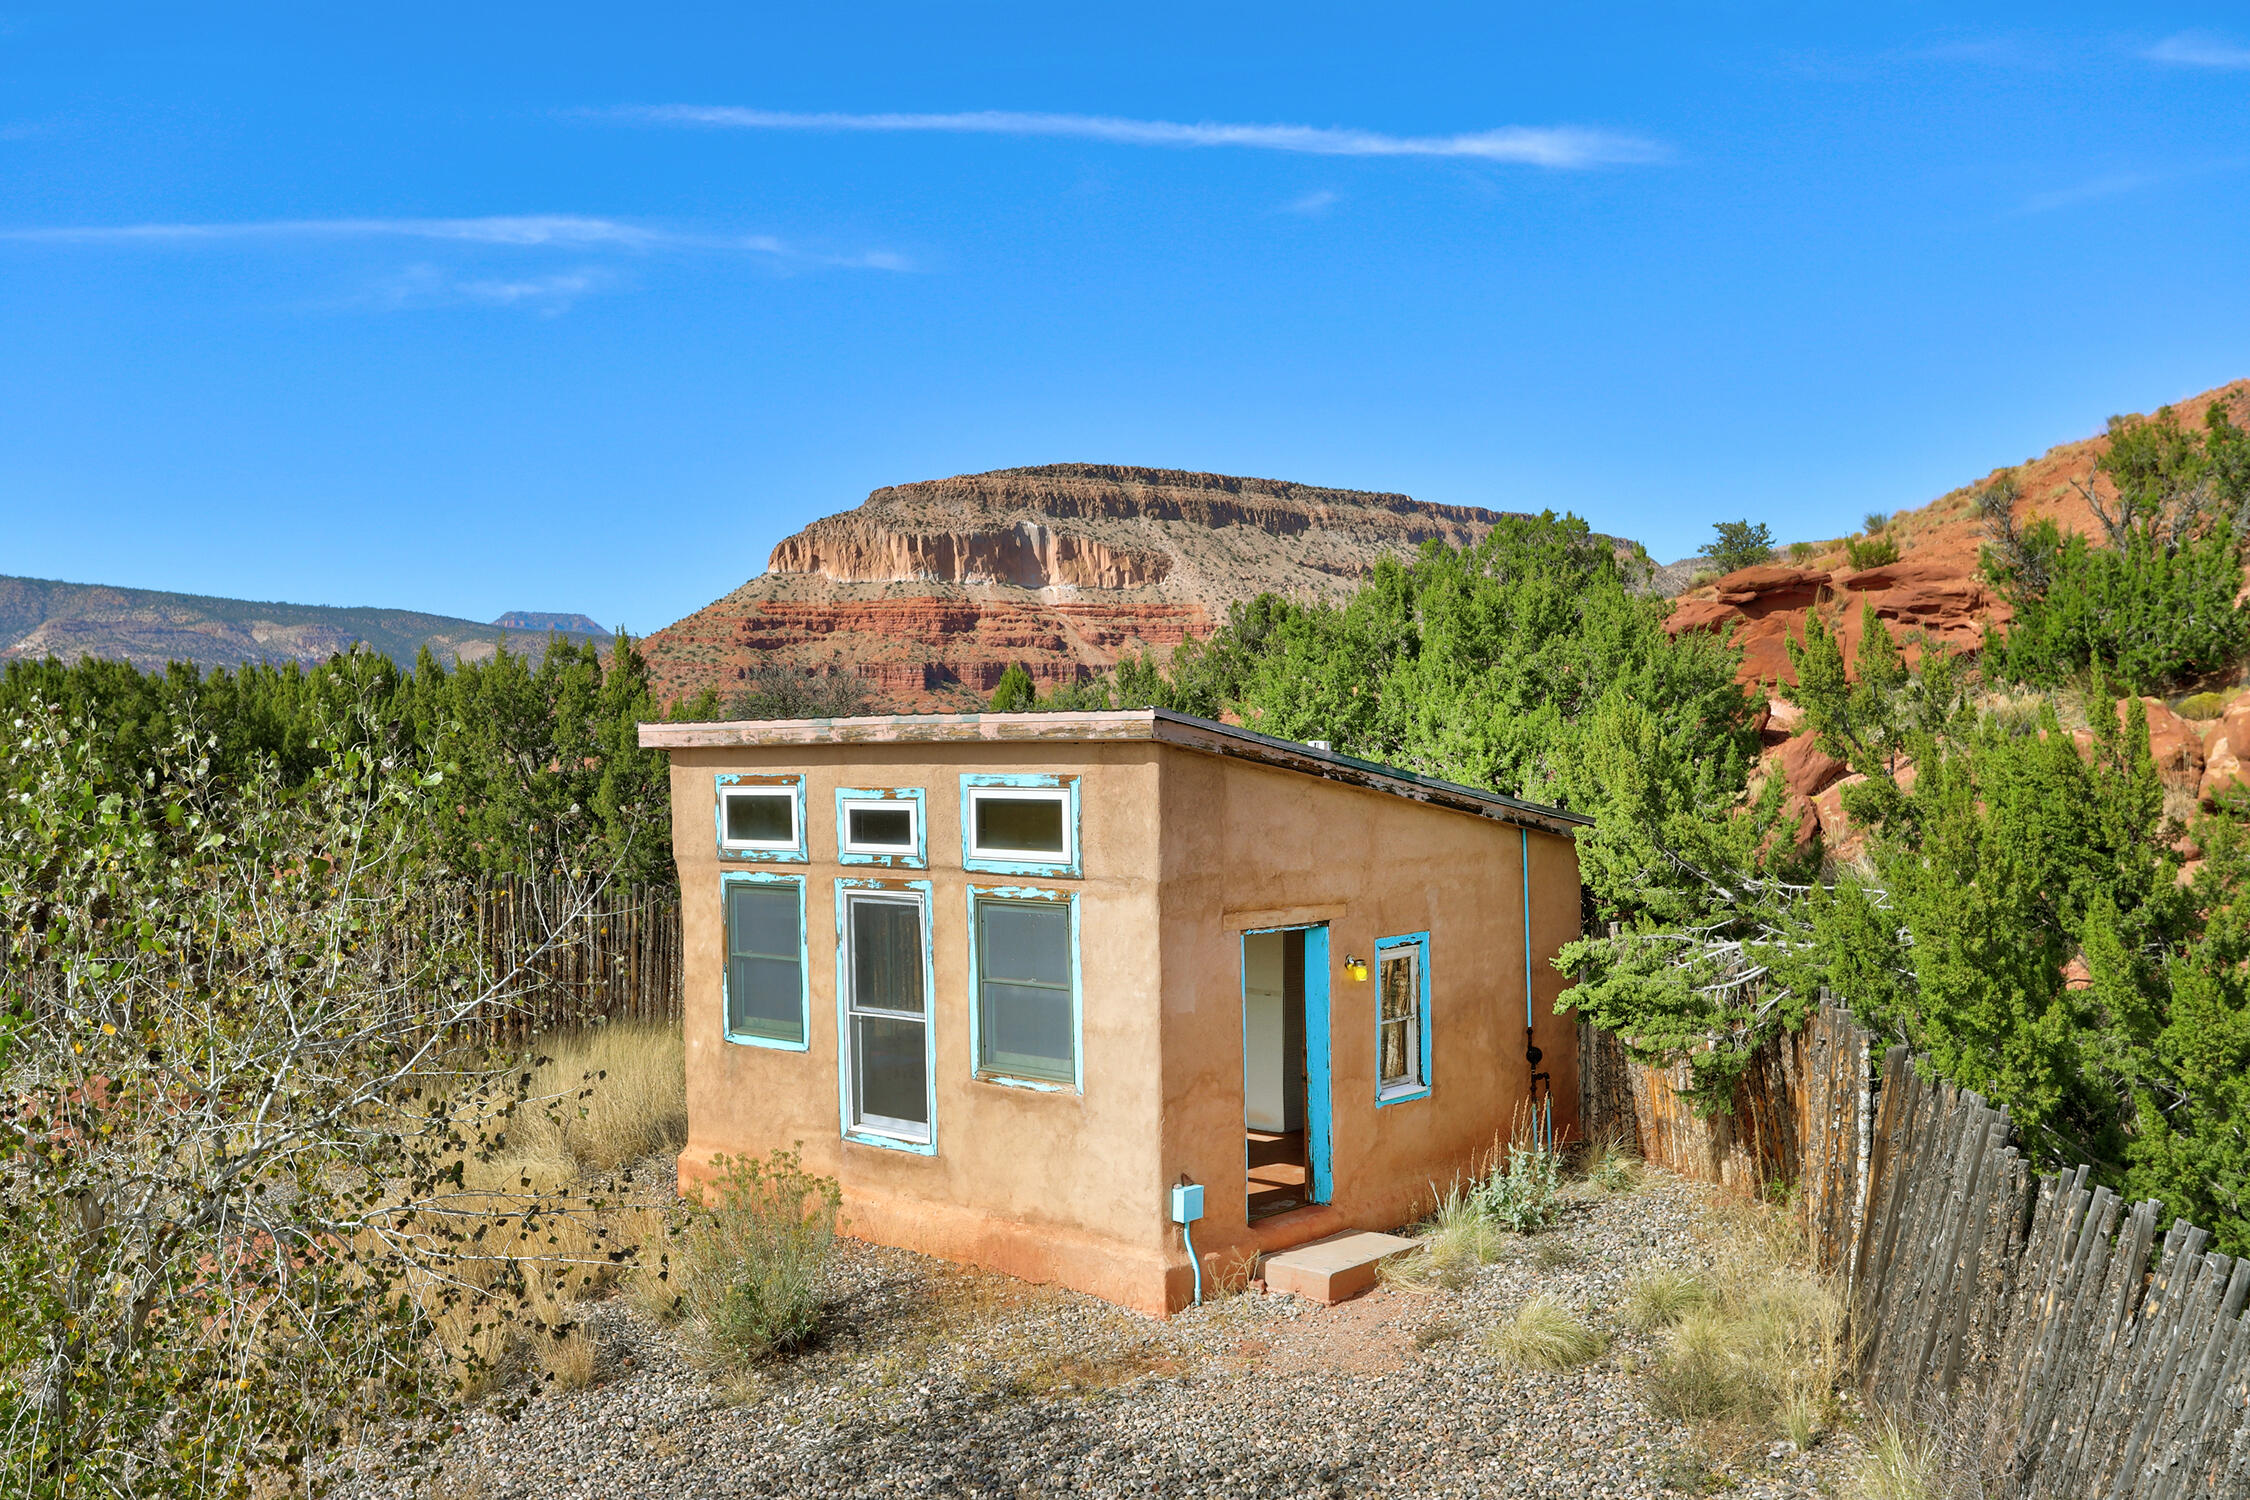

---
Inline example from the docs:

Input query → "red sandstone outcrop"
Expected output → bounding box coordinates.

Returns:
[1667,380,2250,688]
[643,464,1551,711]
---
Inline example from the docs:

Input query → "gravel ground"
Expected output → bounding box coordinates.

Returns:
[333,1170,1868,1499]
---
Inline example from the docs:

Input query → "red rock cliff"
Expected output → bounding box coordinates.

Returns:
[642,463,1524,711]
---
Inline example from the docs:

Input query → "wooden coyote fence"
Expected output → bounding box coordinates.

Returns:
[1583,1005,2250,1497]
[424,874,684,1039]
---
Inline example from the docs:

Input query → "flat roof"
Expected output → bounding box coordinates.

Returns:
[638,708,1591,834]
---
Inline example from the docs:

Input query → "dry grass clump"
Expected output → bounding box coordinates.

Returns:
[1383,1181,1508,1291]
[503,1021,688,1176]
[1852,1420,1944,1500]
[1577,1128,1644,1196]
[1484,1295,1606,1371]
[1639,1199,1848,1450]
[1625,1268,1714,1331]
[400,1023,685,1397]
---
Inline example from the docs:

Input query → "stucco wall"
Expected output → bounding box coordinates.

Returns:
[667,741,1172,1311]
[1155,749,1583,1309]
[663,733,1582,1317]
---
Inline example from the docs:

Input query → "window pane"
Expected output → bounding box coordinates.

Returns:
[851,899,925,1015]
[1379,1018,1414,1086]
[978,900,1072,1079]
[725,790,794,845]
[728,956,803,1041]
[727,884,798,960]
[854,1014,928,1128]
[846,804,915,849]
[975,794,1065,855]
[1380,953,1417,1022]
[981,982,1073,1077]
[981,902,1070,986]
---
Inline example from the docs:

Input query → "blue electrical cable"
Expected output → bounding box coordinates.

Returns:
[1183,1220,1203,1306]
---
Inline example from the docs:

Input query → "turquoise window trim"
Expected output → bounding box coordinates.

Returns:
[719,870,811,1052]
[960,773,1082,878]
[713,772,808,864]
[1374,930,1434,1107]
[1241,922,1333,1209]
[834,876,938,1156]
[835,786,927,869]
[965,883,1082,1094]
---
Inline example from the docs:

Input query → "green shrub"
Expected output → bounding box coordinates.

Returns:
[1985,523,2250,692]
[1702,520,1775,575]
[1863,511,1889,534]
[1982,404,2250,694]
[987,663,1038,712]
[1845,532,1901,569]
[1475,1134,1565,1234]
[677,1148,842,1365]
[1788,540,1816,562]
[1484,1296,1605,1370]
[2178,691,2229,720]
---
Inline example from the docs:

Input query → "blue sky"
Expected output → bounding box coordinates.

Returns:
[4,5,2248,635]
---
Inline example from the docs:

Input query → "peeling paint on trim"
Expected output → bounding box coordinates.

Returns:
[834,877,938,1157]
[713,772,808,864]
[835,785,927,869]
[719,870,811,1052]
[965,882,1082,1093]
[640,709,1588,835]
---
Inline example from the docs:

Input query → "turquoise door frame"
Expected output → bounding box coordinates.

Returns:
[1240,922,1333,1207]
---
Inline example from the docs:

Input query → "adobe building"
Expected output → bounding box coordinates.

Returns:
[637,708,1588,1315]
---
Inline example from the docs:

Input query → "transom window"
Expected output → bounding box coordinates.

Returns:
[718,781,802,856]
[1376,932,1431,1104]
[723,878,805,1047]
[965,785,1073,864]
[973,894,1076,1086]
[841,798,917,854]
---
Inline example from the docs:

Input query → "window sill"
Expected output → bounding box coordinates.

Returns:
[1375,1084,1431,1108]
[963,854,1081,879]
[723,1030,808,1053]
[974,1070,1079,1095]
[842,1128,936,1156]
[718,845,809,863]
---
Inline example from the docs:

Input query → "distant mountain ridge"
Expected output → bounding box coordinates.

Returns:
[642,462,1640,710]
[0,574,607,673]
[493,611,609,635]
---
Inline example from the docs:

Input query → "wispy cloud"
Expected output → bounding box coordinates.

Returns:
[0,213,910,268]
[620,105,1665,169]
[1281,189,1340,216]
[2145,32,2250,68]
[2020,170,2160,214]
[359,263,616,314]
[10,214,696,249]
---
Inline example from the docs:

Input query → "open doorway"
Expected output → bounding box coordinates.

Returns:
[1242,928,1311,1220]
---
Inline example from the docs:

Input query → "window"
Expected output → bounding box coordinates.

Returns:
[962,776,1079,875]
[723,877,805,1047]
[715,775,805,861]
[972,893,1076,1086]
[841,888,932,1145]
[836,788,925,866]
[1376,932,1432,1105]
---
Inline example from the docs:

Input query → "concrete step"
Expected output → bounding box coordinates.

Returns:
[1261,1229,1419,1305]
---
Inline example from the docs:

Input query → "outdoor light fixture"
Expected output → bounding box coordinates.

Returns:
[1344,954,1369,982]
